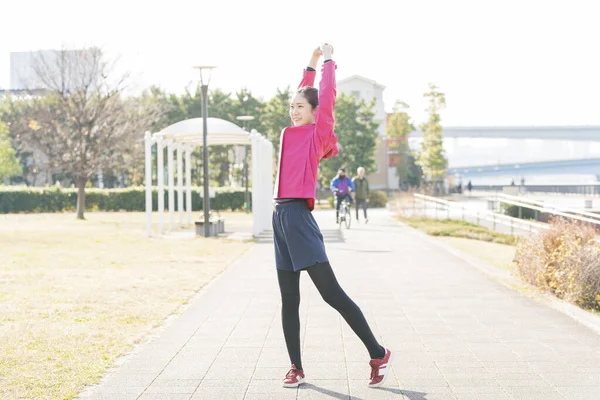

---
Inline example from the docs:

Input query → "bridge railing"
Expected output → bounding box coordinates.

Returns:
[407,194,548,235]
[490,193,600,226]
[472,184,600,196]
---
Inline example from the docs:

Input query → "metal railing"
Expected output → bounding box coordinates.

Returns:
[472,184,600,196]
[491,193,600,227]
[409,194,548,234]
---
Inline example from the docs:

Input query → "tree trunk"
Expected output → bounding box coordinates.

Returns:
[76,176,87,220]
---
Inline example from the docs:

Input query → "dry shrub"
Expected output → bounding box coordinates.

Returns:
[514,217,600,310]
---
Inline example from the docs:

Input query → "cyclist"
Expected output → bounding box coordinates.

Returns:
[330,168,355,223]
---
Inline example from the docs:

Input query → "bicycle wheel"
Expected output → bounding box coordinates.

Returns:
[344,204,351,229]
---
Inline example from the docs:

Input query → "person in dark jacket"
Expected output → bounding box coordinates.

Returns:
[352,167,369,223]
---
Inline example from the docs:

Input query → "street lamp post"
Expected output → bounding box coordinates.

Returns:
[193,65,216,237]
[236,115,254,213]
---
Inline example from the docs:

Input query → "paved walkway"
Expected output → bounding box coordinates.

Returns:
[79,209,600,400]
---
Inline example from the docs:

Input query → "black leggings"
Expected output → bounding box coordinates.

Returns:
[277,262,385,370]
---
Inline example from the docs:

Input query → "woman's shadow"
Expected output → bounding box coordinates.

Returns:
[299,383,427,399]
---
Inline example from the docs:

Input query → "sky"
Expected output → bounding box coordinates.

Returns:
[2,0,599,127]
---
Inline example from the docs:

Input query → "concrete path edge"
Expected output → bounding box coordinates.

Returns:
[391,212,600,337]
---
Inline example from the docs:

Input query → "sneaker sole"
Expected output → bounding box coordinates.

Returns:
[283,377,305,388]
[368,349,393,388]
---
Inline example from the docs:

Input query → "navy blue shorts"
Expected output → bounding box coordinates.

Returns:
[272,199,329,271]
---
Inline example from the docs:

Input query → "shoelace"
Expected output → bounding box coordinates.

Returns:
[286,368,298,380]
[369,362,379,380]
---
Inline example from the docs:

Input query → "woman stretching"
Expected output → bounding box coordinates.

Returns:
[272,43,392,388]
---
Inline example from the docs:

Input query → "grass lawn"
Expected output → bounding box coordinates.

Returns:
[399,217,516,245]
[0,211,252,400]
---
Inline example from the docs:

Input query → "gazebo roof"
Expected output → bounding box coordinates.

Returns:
[155,117,251,146]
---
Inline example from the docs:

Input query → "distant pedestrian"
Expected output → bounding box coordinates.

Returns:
[352,167,369,223]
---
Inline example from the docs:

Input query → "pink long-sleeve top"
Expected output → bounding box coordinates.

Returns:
[273,61,339,200]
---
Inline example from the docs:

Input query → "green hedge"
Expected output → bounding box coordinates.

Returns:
[0,186,250,213]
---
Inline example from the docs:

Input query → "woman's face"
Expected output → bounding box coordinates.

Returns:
[289,93,316,126]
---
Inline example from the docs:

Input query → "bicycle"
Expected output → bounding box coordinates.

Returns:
[338,196,352,230]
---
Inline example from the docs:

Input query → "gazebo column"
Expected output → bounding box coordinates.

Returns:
[186,145,193,225]
[156,136,165,235]
[264,137,272,233]
[260,136,267,233]
[167,140,175,231]
[250,133,274,236]
[144,131,153,237]
[251,131,261,237]
[263,136,273,233]
[177,142,184,227]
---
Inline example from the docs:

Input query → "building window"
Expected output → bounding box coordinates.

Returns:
[351,90,361,101]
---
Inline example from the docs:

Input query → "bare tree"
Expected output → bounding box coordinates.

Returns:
[16,47,165,219]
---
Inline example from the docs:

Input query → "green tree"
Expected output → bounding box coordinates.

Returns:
[0,121,22,181]
[208,89,240,187]
[233,88,264,130]
[164,86,267,187]
[0,98,28,184]
[386,100,421,188]
[260,86,292,156]
[210,88,265,186]
[416,83,447,195]
[319,93,379,187]
[164,87,231,186]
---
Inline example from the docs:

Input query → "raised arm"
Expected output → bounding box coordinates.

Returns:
[298,47,321,88]
[315,43,337,148]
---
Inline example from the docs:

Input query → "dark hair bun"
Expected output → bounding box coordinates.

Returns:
[296,86,318,110]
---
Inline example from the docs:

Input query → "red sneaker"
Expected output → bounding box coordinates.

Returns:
[368,348,392,388]
[283,364,305,388]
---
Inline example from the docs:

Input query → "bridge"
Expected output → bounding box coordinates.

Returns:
[448,158,600,179]
[409,125,600,141]
[406,125,600,185]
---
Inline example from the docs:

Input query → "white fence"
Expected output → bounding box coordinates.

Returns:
[405,194,549,235]
[491,193,600,227]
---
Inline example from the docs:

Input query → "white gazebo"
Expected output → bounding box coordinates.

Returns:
[144,117,274,237]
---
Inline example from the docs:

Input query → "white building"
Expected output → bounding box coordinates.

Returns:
[10,48,98,92]
[10,51,53,90]
[337,75,399,190]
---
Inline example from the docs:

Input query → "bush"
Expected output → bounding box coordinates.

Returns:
[514,217,600,310]
[368,190,388,208]
[0,186,250,213]
[401,218,515,245]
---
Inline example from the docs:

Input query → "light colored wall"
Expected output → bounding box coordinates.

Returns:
[338,77,389,188]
